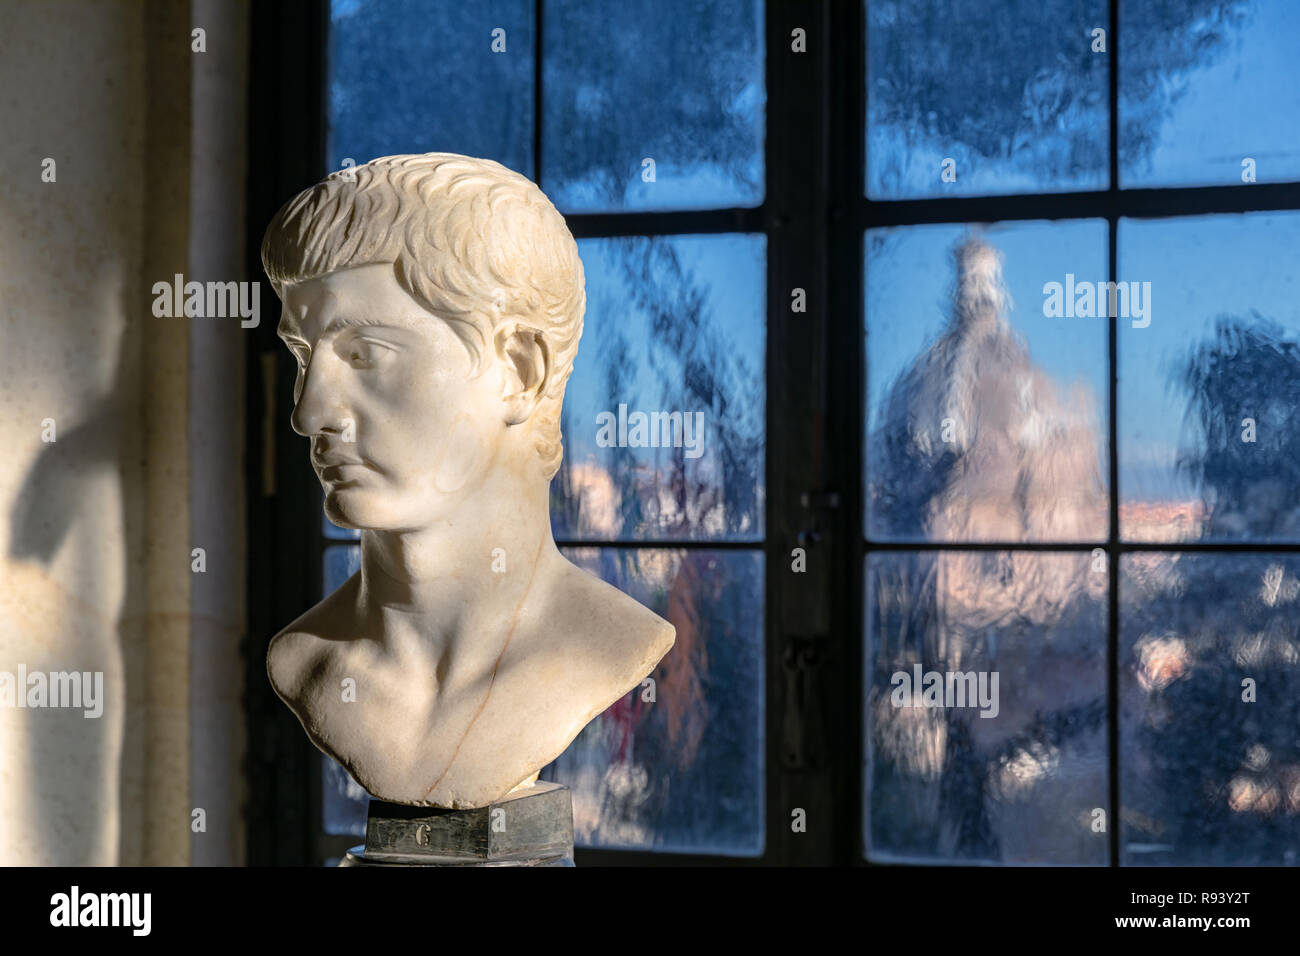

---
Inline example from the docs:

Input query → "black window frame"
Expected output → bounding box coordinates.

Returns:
[244,0,1300,868]
[852,0,1300,869]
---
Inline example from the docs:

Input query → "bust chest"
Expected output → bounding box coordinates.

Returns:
[275,629,598,808]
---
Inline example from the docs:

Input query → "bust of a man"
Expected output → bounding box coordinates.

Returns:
[261,153,675,809]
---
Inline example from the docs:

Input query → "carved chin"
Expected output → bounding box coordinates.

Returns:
[325,490,446,533]
[322,487,370,527]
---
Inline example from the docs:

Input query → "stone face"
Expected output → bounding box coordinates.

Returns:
[261,154,675,809]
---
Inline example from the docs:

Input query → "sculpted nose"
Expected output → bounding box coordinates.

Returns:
[290,353,347,437]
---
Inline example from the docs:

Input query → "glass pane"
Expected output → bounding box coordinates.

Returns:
[551,547,765,856]
[865,550,1109,864]
[322,754,368,838]
[1119,212,1300,542]
[1122,553,1300,865]
[328,0,535,177]
[865,222,1109,542]
[323,543,361,592]
[865,0,1109,199]
[553,235,766,542]
[1121,0,1300,188]
[542,0,765,212]
[321,544,367,836]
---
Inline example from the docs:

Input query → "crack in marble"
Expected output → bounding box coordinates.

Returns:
[423,535,546,800]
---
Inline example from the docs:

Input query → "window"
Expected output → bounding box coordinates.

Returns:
[246,0,1300,867]
[861,0,1300,866]
[249,0,781,866]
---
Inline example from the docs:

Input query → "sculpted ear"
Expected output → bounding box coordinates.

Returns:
[496,324,551,426]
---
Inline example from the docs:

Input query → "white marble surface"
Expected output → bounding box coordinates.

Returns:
[263,154,675,808]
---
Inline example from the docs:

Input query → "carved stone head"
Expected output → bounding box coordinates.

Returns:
[260,154,674,809]
[262,153,586,530]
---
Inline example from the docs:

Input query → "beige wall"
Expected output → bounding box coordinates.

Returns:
[189,0,249,867]
[0,0,247,866]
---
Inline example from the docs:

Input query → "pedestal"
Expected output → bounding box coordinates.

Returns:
[339,780,575,866]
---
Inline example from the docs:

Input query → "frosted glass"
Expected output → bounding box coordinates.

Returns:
[865,550,1108,864]
[554,235,766,542]
[1119,212,1300,542]
[551,547,765,855]
[1121,553,1300,864]
[865,0,1108,198]
[865,221,1109,542]
[328,0,534,177]
[542,0,764,211]
[1120,0,1300,187]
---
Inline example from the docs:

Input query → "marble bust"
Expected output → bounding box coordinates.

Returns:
[261,153,675,809]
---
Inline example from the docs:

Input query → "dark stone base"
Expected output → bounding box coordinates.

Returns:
[338,847,574,866]
[337,781,575,867]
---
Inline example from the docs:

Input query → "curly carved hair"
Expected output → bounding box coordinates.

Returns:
[260,152,586,479]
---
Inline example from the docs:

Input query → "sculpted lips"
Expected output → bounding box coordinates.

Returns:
[312,444,374,483]
[318,464,368,484]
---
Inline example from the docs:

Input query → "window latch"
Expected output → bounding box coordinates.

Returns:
[781,634,824,771]
[796,489,840,546]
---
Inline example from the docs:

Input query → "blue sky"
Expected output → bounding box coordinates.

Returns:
[1127,0,1300,187]
[562,234,767,468]
[865,219,1110,477]
[863,210,1300,505]
[1120,211,1300,502]
[326,0,1299,511]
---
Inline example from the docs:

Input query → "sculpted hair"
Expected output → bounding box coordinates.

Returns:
[260,152,586,479]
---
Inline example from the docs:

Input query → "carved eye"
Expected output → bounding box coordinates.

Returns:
[340,335,390,369]
[346,340,379,369]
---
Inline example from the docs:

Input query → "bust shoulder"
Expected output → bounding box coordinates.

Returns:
[536,556,676,692]
[408,556,675,806]
[265,574,361,712]
[264,552,675,809]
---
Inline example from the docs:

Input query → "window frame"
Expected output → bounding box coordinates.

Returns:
[245,0,855,867]
[244,0,328,867]
[852,0,1300,868]
[244,0,1300,868]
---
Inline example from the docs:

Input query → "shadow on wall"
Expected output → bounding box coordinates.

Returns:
[0,0,187,867]
[1,261,137,866]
